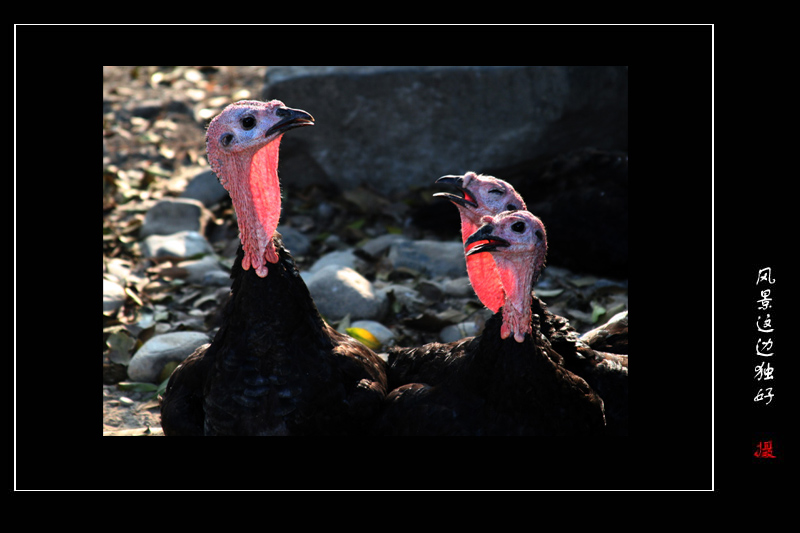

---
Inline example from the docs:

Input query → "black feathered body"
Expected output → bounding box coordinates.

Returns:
[385,295,627,435]
[160,234,387,436]
[531,297,628,435]
[375,309,606,436]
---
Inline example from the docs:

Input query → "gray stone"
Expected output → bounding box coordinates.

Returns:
[360,234,408,257]
[277,226,311,257]
[440,322,480,343]
[140,197,211,238]
[140,230,214,259]
[387,239,466,278]
[176,255,227,284]
[309,249,366,274]
[203,270,233,287]
[377,283,426,313]
[261,66,627,196]
[306,265,387,321]
[180,169,228,207]
[127,331,211,383]
[442,276,475,298]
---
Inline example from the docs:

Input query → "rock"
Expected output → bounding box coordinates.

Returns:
[277,226,311,257]
[306,265,387,321]
[299,270,314,286]
[140,231,214,259]
[103,278,126,315]
[203,270,233,287]
[180,169,228,207]
[317,201,335,222]
[308,249,366,274]
[440,321,480,343]
[127,331,211,383]
[378,283,426,312]
[387,239,466,278]
[323,234,345,249]
[360,234,408,257]
[442,277,475,298]
[416,280,444,301]
[140,197,211,238]
[261,66,628,196]
[176,255,227,284]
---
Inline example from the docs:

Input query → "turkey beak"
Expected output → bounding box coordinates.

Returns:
[465,224,510,255]
[268,106,315,136]
[434,175,478,208]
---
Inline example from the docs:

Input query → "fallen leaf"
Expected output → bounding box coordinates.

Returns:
[590,301,607,323]
[157,376,170,400]
[117,381,158,392]
[570,276,599,287]
[346,327,381,350]
[125,287,143,307]
[106,329,137,365]
[536,288,564,298]
[159,361,180,383]
[135,398,161,412]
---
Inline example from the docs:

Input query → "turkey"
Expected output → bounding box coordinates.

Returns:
[374,211,606,435]
[160,100,387,436]
[434,171,526,313]
[389,172,627,434]
[435,172,627,353]
[385,172,527,389]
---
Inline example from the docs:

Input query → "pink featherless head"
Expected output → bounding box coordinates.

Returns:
[435,171,527,237]
[206,100,313,277]
[465,210,547,343]
[435,172,528,313]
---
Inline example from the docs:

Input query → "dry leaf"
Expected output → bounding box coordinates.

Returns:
[346,327,381,350]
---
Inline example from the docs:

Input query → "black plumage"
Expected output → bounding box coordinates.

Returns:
[159,100,387,435]
[377,310,606,436]
[161,235,388,435]
[375,211,607,436]
[393,172,628,435]
[532,297,628,435]
[386,294,627,435]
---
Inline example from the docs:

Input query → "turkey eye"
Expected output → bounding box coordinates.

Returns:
[241,116,256,130]
[535,230,544,241]
[489,189,502,195]
[511,222,525,233]
[506,203,518,211]
[221,133,234,147]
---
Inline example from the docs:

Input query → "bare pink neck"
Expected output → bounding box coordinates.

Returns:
[221,139,283,277]
[494,254,534,343]
[460,211,505,313]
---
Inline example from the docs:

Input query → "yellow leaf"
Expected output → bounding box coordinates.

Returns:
[346,327,381,350]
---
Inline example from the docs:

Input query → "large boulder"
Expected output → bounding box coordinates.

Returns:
[261,66,628,197]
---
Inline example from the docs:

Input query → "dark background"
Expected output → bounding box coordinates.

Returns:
[17,23,734,491]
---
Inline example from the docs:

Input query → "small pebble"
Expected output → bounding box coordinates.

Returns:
[140,231,215,259]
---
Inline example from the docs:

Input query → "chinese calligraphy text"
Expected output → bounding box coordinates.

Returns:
[754,267,775,407]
